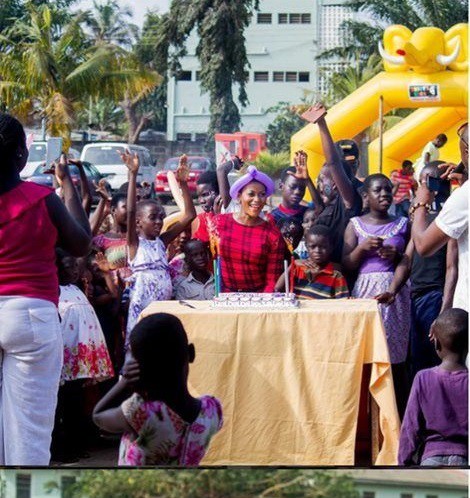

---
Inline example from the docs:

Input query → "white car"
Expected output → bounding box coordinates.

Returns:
[80,143,155,191]
[21,142,80,179]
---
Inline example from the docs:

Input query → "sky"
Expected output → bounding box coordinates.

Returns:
[74,0,170,27]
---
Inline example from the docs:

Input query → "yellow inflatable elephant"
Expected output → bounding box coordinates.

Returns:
[379,23,468,73]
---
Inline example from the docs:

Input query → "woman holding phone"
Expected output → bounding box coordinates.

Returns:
[0,114,91,465]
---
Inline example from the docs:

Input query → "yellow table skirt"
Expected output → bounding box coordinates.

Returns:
[141,299,400,465]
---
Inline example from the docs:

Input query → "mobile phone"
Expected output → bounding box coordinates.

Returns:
[45,137,63,169]
[301,105,327,123]
[426,175,450,196]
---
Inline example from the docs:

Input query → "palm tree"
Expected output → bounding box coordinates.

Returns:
[0,2,160,146]
[326,53,383,105]
[83,0,138,48]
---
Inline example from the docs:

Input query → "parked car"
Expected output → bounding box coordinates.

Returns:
[80,142,155,191]
[154,156,216,202]
[21,142,80,179]
[26,162,104,204]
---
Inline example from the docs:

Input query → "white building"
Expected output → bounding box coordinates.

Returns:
[166,0,353,141]
[353,470,468,498]
[0,470,77,498]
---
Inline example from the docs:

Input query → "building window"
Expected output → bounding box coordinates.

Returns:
[176,133,192,141]
[176,71,192,81]
[401,494,414,498]
[298,72,310,82]
[425,496,438,498]
[278,13,310,24]
[286,72,297,82]
[61,477,76,498]
[254,71,269,82]
[16,474,31,498]
[289,13,301,24]
[273,71,284,82]
[257,13,272,24]
[195,70,201,81]
[362,493,375,498]
[195,133,207,142]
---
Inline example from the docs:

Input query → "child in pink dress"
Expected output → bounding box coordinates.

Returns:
[93,313,223,466]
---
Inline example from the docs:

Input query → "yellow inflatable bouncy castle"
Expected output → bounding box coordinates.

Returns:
[291,24,468,178]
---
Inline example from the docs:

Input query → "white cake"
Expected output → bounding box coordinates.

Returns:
[212,292,299,309]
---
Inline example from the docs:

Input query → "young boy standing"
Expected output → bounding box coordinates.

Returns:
[398,308,468,466]
[174,239,215,300]
[275,225,349,299]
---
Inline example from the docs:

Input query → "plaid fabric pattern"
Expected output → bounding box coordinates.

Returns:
[293,262,349,299]
[215,214,285,292]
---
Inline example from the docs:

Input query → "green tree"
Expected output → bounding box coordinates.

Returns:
[83,0,139,48]
[0,2,160,146]
[265,101,312,154]
[67,469,359,498]
[135,9,170,132]
[319,0,468,62]
[0,0,22,34]
[157,0,259,140]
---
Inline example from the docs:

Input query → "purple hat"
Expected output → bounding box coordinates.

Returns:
[229,165,275,199]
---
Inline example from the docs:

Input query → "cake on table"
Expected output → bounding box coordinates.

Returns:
[212,292,299,309]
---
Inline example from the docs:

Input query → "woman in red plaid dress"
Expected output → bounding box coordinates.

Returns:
[209,166,285,292]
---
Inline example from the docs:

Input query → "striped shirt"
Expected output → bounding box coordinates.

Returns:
[391,170,415,203]
[293,262,349,299]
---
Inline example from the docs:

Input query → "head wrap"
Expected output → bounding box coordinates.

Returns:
[229,165,275,199]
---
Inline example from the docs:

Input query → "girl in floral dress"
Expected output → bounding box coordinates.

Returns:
[52,249,114,462]
[123,152,196,346]
[93,313,223,466]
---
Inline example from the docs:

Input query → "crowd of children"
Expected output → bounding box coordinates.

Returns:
[0,108,468,467]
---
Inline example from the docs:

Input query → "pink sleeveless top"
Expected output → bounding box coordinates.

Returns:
[0,181,59,305]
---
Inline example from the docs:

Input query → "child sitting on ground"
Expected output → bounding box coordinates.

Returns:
[93,313,223,466]
[399,308,468,466]
[275,225,349,299]
[175,239,215,300]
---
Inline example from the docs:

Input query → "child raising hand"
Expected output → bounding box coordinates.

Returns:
[121,151,196,346]
[93,313,223,466]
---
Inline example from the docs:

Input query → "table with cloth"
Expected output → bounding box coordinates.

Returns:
[140,299,400,465]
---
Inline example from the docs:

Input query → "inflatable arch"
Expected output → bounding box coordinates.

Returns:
[291,23,468,179]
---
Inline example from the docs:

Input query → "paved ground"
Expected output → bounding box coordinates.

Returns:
[50,437,119,468]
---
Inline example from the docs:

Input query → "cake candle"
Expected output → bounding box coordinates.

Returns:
[216,256,222,293]
[213,259,219,297]
[284,259,289,295]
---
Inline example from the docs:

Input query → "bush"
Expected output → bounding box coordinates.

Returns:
[253,150,291,179]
